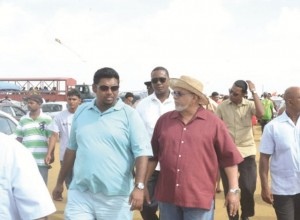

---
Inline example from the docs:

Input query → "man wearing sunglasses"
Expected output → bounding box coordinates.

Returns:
[136,66,175,220]
[52,67,152,220]
[145,75,243,220]
[216,80,264,220]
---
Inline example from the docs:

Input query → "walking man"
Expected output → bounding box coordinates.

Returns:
[136,66,175,220]
[15,94,52,184]
[46,89,82,192]
[146,75,243,220]
[259,86,300,220]
[216,80,264,220]
[52,67,152,220]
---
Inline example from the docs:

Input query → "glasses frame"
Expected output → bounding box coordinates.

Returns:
[151,77,167,84]
[98,85,119,92]
[171,91,193,98]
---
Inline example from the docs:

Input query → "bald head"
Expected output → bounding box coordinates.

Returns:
[284,87,300,101]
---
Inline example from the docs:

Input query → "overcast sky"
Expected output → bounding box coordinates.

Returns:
[1,0,299,95]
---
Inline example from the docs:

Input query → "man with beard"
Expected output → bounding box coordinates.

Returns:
[145,75,243,220]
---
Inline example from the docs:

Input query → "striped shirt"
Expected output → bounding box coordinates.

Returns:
[15,112,52,167]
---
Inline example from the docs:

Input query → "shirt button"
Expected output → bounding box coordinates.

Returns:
[176,184,179,187]
[177,169,180,172]
[179,155,181,157]
[181,141,184,143]
[183,127,186,131]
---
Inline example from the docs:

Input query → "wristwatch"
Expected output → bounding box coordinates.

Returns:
[135,182,145,190]
[250,89,257,94]
[229,188,241,194]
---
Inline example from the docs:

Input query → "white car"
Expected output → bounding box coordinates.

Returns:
[0,110,18,137]
[41,101,68,119]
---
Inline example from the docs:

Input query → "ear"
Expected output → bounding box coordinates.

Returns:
[92,84,97,93]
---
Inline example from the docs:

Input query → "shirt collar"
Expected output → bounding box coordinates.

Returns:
[88,98,124,112]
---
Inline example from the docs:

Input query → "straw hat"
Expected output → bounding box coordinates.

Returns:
[169,75,209,105]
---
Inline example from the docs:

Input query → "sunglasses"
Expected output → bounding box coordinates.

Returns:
[171,91,192,98]
[98,85,119,92]
[229,89,240,97]
[151,77,167,84]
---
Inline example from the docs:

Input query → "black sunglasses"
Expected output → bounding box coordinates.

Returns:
[98,85,119,92]
[151,77,167,84]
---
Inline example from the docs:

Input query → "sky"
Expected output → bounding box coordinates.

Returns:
[1,0,300,96]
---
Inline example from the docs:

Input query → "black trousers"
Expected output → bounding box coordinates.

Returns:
[273,193,300,220]
[220,155,257,219]
[140,170,160,220]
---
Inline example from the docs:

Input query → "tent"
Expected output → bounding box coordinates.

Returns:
[0,82,21,91]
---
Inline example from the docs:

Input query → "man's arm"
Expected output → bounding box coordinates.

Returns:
[144,159,158,204]
[129,156,148,211]
[246,80,264,118]
[45,132,58,165]
[52,148,76,201]
[259,153,273,204]
[224,165,240,217]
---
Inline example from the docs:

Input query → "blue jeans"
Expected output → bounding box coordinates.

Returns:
[158,201,214,220]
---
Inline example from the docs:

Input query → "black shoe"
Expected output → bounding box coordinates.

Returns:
[240,217,249,220]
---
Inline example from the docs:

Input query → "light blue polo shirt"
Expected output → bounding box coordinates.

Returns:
[68,98,152,196]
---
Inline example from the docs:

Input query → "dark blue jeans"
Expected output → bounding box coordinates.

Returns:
[220,155,257,220]
[273,193,300,220]
[140,170,160,220]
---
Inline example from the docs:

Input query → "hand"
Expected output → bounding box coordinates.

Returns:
[246,80,255,91]
[144,186,151,205]
[52,184,64,201]
[261,187,274,204]
[44,154,52,165]
[128,188,144,211]
[224,192,240,217]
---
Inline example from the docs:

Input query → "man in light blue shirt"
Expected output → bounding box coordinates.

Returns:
[52,67,152,220]
[259,86,300,220]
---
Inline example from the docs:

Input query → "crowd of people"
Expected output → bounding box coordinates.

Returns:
[1,66,300,220]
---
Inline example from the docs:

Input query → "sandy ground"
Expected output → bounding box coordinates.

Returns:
[48,125,276,220]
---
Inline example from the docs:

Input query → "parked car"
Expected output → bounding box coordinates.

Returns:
[0,102,27,121]
[41,101,68,119]
[0,110,18,137]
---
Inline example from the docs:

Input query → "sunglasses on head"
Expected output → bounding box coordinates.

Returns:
[151,77,167,84]
[98,85,119,92]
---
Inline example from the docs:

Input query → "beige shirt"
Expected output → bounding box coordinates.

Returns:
[216,98,256,158]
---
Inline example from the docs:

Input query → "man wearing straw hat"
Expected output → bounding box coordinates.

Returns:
[145,75,243,220]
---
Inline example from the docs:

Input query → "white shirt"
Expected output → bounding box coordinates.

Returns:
[259,111,300,195]
[136,92,175,170]
[48,110,74,161]
[0,133,56,219]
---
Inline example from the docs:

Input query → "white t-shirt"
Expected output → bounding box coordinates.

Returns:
[0,133,56,219]
[48,110,74,161]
